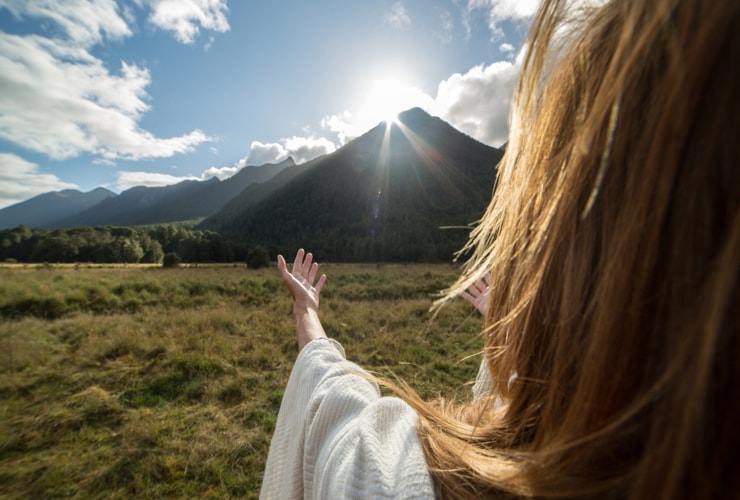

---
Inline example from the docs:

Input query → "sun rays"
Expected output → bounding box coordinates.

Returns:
[368,109,461,244]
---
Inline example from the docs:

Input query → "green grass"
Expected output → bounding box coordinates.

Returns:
[0,263,484,498]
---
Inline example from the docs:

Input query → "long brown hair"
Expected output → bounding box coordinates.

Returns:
[407,0,740,497]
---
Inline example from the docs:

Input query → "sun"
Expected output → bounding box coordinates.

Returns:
[368,79,407,123]
[359,78,432,126]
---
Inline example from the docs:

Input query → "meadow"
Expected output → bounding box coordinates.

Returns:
[0,263,484,498]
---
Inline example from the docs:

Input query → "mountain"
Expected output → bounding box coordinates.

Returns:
[200,108,504,262]
[199,157,320,232]
[50,158,294,228]
[0,188,116,229]
[144,157,296,222]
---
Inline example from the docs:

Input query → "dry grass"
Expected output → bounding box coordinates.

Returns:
[0,264,483,498]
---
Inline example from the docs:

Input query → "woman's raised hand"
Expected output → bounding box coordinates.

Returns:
[460,272,491,316]
[277,249,327,313]
[278,249,329,350]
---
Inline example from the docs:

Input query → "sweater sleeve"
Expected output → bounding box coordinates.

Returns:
[260,338,435,499]
[472,357,493,401]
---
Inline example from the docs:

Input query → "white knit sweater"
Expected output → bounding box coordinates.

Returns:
[260,338,436,499]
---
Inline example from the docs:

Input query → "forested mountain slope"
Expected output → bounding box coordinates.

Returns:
[203,108,504,262]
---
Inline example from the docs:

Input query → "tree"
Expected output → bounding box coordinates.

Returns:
[30,233,79,262]
[140,234,164,263]
[245,245,270,269]
[162,252,181,268]
[119,237,144,263]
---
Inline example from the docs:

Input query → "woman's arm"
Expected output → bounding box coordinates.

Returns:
[277,248,328,350]
[264,248,436,499]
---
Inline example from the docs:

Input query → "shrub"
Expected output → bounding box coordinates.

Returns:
[245,246,270,269]
[162,252,181,268]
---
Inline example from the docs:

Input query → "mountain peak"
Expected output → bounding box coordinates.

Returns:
[279,156,296,167]
[56,189,82,197]
[397,107,431,122]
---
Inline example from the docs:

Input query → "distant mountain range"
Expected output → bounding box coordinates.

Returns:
[0,187,116,229]
[0,158,294,229]
[0,108,504,261]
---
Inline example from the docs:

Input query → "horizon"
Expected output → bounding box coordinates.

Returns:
[0,0,536,210]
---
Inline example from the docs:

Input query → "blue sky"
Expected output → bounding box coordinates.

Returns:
[0,0,539,209]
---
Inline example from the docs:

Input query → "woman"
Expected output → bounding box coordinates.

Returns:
[261,0,739,497]
[261,249,436,498]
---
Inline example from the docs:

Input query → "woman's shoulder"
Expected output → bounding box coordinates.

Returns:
[311,395,435,498]
[297,340,435,497]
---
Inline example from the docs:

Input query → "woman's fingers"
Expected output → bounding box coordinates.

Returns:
[459,271,491,315]
[278,254,292,280]
[298,251,314,279]
[314,273,327,295]
[307,262,319,284]
[292,248,305,275]
[301,252,311,276]
[465,281,484,298]
[284,249,324,288]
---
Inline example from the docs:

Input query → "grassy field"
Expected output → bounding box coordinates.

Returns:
[0,263,484,498]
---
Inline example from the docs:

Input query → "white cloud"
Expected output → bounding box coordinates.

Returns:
[201,165,239,180]
[0,153,77,208]
[0,0,231,167]
[243,141,289,167]
[0,29,214,161]
[93,158,117,166]
[321,111,371,145]
[464,0,607,40]
[467,0,540,20]
[0,0,131,47]
[433,60,520,147]
[437,10,454,44]
[321,111,355,145]
[115,170,199,191]
[466,0,541,39]
[386,1,411,30]
[191,134,339,183]
[192,135,338,187]
[281,136,337,164]
[243,136,336,166]
[0,0,232,47]
[149,0,230,44]
[500,42,514,52]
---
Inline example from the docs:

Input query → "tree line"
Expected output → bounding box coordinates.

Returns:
[1,223,470,265]
[0,225,236,264]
